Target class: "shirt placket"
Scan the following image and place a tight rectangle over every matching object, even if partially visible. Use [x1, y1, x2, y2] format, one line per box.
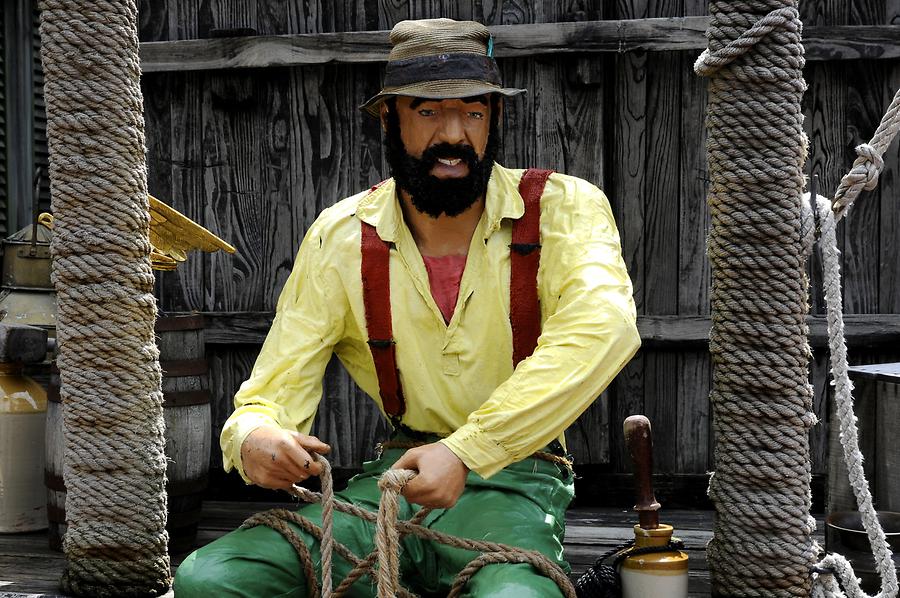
[394, 226, 450, 330]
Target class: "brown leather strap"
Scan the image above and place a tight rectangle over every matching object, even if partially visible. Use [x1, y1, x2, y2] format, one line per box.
[510, 169, 553, 367]
[361, 219, 405, 418]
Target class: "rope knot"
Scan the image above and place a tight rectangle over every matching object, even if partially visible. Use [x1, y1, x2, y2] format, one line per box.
[853, 143, 884, 191]
[834, 143, 886, 217]
[378, 468, 416, 493]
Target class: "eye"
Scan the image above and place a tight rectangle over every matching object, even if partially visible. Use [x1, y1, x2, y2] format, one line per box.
[418, 109, 436, 117]
[468, 111, 485, 120]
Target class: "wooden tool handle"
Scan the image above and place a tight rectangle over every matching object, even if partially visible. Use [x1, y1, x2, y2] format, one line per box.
[624, 415, 661, 529]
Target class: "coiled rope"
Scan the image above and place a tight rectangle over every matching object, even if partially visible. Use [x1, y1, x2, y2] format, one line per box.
[38, 1, 170, 596]
[243, 457, 576, 598]
[695, 0, 818, 595]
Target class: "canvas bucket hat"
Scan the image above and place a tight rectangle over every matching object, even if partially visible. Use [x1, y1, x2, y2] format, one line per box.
[361, 18, 526, 117]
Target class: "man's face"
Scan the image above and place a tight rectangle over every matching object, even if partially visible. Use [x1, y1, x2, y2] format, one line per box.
[394, 96, 492, 179]
[382, 94, 501, 219]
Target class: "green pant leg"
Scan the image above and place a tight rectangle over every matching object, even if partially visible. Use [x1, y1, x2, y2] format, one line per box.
[174, 464, 418, 598]
[426, 458, 575, 597]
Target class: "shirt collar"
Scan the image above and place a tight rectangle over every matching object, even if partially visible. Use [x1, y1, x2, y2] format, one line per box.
[482, 163, 524, 238]
[354, 163, 524, 242]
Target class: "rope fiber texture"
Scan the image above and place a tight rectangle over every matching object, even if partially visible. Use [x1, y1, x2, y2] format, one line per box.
[831, 86, 900, 222]
[38, 1, 170, 595]
[808, 195, 899, 598]
[242, 457, 576, 598]
[695, 1, 818, 595]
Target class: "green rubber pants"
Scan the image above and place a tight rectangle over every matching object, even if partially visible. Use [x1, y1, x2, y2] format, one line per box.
[174, 446, 574, 597]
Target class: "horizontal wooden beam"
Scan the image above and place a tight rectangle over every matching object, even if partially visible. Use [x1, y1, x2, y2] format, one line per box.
[639, 314, 900, 348]
[197, 311, 900, 349]
[202, 311, 272, 344]
[139, 18, 900, 73]
[573, 469, 826, 511]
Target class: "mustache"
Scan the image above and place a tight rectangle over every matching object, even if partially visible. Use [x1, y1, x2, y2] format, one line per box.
[420, 143, 479, 170]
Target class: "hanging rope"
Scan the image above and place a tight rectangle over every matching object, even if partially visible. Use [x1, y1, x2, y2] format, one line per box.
[38, 1, 170, 596]
[808, 196, 899, 598]
[832, 86, 900, 222]
[695, 0, 818, 595]
[242, 457, 576, 598]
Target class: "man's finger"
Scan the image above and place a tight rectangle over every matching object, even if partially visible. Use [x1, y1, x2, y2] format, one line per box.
[283, 442, 324, 477]
[257, 471, 300, 491]
[274, 454, 307, 482]
[273, 440, 312, 480]
[400, 476, 427, 500]
[391, 449, 420, 472]
[292, 432, 331, 455]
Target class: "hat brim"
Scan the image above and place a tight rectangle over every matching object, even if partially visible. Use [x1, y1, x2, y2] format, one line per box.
[360, 80, 527, 118]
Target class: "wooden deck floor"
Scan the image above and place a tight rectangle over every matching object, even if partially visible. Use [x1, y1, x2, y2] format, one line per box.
[0, 503, 824, 597]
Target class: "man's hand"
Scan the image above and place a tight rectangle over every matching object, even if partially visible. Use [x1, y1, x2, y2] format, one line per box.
[391, 442, 469, 509]
[240, 425, 331, 490]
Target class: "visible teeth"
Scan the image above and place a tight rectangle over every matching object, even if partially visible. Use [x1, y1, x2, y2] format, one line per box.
[438, 158, 461, 166]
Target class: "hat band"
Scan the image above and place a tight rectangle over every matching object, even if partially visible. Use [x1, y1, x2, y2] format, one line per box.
[383, 53, 502, 89]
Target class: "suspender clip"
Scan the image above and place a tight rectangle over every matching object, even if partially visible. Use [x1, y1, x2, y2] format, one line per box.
[367, 338, 395, 349]
[510, 242, 541, 256]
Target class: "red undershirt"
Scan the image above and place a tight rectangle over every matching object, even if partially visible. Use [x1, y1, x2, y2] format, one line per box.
[421, 254, 467, 324]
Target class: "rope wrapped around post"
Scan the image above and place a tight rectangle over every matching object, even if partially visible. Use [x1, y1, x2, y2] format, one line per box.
[241, 455, 577, 598]
[695, 0, 818, 595]
[38, 1, 170, 596]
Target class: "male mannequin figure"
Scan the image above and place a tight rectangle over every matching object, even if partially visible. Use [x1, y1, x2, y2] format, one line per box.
[175, 18, 640, 597]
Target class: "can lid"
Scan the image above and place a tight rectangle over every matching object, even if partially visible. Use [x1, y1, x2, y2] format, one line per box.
[621, 550, 689, 572]
[633, 523, 674, 547]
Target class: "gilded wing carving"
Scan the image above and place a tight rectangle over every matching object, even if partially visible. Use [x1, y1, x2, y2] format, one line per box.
[148, 195, 236, 266]
[38, 196, 236, 271]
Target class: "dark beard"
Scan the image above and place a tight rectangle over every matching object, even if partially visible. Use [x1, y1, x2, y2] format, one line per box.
[383, 100, 502, 218]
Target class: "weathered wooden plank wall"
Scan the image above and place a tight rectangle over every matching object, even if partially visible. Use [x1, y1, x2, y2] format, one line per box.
[135, 0, 900, 502]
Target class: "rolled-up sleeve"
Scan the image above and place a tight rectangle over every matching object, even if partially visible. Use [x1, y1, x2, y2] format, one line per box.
[220, 220, 347, 482]
[441, 180, 640, 478]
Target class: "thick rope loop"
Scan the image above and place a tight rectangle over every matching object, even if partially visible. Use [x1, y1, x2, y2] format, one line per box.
[694, 6, 799, 77]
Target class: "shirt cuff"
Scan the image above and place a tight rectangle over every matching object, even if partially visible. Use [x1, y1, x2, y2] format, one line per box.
[222, 412, 281, 484]
[440, 422, 511, 479]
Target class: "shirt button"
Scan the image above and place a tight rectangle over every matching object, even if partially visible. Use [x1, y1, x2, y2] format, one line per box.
[442, 352, 460, 376]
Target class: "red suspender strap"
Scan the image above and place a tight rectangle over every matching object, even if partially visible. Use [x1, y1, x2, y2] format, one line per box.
[361, 220, 405, 417]
[510, 168, 553, 367]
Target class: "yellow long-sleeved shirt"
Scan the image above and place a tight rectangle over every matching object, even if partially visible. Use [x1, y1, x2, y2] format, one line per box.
[221, 163, 640, 480]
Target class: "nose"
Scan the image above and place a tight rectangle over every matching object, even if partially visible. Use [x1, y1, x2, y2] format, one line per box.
[435, 112, 466, 146]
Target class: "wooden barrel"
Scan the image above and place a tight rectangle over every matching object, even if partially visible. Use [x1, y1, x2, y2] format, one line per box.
[45, 314, 211, 553]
